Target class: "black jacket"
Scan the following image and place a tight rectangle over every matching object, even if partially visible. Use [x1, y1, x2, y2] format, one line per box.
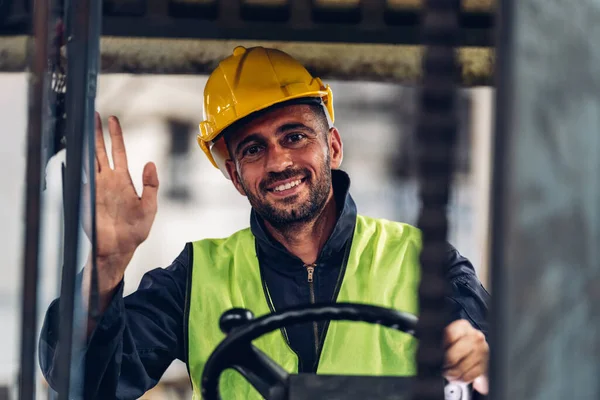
[39, 170, 490, 399]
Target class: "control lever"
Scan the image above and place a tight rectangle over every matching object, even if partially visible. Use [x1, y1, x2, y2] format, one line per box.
[445, 381, 471, 400]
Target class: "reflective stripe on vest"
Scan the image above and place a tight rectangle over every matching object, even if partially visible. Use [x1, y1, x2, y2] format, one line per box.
[187, 215, 422, 399]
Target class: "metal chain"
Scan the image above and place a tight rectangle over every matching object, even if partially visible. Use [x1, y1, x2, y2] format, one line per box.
[414, 0, 462, 399]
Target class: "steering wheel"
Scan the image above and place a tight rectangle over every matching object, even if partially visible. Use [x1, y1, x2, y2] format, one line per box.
[201, 302, 429, 400]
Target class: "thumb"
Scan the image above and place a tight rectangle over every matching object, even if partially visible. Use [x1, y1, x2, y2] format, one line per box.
[81, 182, 92, 239]
[473, 375, 489, 395]
[141, 162, 159, 212]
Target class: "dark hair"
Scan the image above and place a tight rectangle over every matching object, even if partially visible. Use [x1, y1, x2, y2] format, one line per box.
[307, 104, 330, 134]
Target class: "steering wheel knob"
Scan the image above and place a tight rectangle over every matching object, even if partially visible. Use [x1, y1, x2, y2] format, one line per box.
[219, 308, 255, 334]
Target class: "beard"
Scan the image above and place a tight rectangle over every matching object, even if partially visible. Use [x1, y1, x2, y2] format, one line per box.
[241, 155, 332, 230]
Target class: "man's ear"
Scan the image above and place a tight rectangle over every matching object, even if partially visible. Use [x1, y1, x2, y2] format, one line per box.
[328, 127, 343, 169]
[225, 159, 247, 196]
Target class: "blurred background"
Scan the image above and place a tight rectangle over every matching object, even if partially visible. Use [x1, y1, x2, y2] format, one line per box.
[0, 72, 493, 398]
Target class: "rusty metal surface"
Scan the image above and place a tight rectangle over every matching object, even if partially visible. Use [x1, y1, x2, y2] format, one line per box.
[2, 1, 494, 76]
[0, 37, 493, 85]
[490, 0, 600, 399]
[0, 36, 28, 71]
[387, 0, 494, 11]
[173, 0, 496, 11]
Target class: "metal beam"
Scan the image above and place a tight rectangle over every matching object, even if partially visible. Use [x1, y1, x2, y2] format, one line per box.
[490, 0, 600, 399]
[170, 0, 495, 12]
[2, 1, 495, 45]
[0, 37, 493, 85]
[387, 0, 493, 11]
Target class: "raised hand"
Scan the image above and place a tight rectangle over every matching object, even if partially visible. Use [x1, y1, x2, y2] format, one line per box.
[87, 113, 159, 294]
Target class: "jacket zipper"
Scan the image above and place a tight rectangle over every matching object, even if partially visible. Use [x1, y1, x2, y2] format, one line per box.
[256, 243, 305, 372]
[304, 263, 320, 358]
[313, 236, 354, 372]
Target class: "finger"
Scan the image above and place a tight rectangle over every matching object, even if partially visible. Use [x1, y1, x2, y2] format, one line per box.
[81, 183, 92, 239]
[141, 162, 159, 213]
[449, 357, 487, 384]
[108, 116, 129, 170]
[82, 147, 95, 181]
[95, 112, 110, 170]
[444, 348, 479, 380]
[445, 329, 486, 367]
[445, 335, 488, 380]
[444, 337, 475, 369]
[444, 320, 472, 348]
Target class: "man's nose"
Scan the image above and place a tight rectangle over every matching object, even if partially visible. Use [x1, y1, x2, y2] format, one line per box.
[265, 145, 293, 173]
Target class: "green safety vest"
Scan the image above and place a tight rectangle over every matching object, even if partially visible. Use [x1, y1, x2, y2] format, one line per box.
[187, 215, 422, 399]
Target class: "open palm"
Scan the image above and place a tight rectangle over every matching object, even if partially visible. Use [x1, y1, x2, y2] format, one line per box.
[88, 113, 159, 287]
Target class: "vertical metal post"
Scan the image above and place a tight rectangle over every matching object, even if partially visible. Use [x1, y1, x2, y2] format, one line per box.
[54, 0, 101, 397]
[469, 88, 493, 287]
[18, 0, 49, 398]
[488, 0, 514, 398]
[490, 0, 600, 399]
[86, 0, 102, 324]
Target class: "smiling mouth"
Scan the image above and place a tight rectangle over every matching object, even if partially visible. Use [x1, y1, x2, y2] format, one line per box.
[268, 177, 306, 193]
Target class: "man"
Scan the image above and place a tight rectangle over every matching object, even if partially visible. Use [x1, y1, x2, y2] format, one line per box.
[39, 46, 490, 399]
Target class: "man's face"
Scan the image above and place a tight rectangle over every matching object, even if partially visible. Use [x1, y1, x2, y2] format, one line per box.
[224, 104, 343, 228]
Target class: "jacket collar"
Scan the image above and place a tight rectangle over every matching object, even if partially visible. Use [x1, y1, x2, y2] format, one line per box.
[250, 169, 357, 269]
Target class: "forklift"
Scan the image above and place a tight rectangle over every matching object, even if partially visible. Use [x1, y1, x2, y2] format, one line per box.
[3, 0, 598, 399]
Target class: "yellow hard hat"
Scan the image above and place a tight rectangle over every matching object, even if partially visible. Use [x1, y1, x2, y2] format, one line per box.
[197, 46, 335, 179]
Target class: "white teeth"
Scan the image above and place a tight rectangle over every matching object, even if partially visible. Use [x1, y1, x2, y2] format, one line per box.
[273, 179, 302, 192]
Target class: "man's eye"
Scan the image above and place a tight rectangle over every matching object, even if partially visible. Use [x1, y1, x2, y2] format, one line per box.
[243, 145, 262, 156]
[288, 133, 305, 142]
